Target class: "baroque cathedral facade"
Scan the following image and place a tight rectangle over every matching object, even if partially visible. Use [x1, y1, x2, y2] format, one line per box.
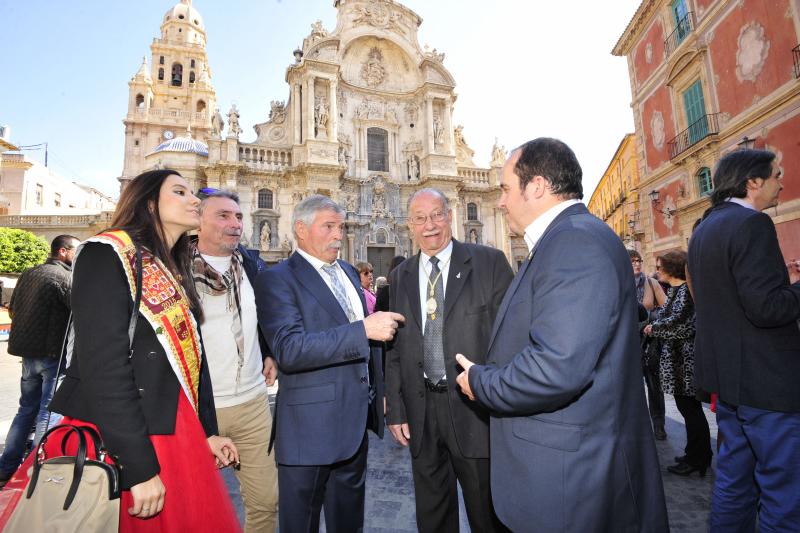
[121, 0, 517, 275]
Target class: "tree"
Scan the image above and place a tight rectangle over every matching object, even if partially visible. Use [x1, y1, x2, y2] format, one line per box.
[0, 228, 49, 273]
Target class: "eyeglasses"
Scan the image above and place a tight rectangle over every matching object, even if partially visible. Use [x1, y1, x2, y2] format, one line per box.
[360, 270, 373, 275]
[409, 211, 447, 226]
[197, 187, 219, 199]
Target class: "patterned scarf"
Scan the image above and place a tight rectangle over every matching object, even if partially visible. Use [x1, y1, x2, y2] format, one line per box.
[192, 244, 246, 392]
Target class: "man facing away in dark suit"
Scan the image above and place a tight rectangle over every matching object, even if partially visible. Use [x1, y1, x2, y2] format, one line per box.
[385, 188, 513, 533]
[456, 138, 668, 532]
[254, 194, 404, 533]
[688, 149, 800, 531]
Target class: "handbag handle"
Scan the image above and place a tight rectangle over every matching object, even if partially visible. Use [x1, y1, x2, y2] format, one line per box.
[27, 425, 88, 510]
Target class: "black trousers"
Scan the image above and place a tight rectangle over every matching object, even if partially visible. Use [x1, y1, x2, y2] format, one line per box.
[411, 387, 506, 533]
[674, 394, 712, 467]
[277, 432, 368, 533]
[642, 359, 666, 431]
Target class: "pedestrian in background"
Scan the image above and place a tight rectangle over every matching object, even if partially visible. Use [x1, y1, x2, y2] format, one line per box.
[629, 248, 667, 440]
[0, 234, 79, 487]
[357, 261, 376, 315]
[689, 149, 800, 530]
[644, 250, 711, 477]
[193, 188, 279, 532]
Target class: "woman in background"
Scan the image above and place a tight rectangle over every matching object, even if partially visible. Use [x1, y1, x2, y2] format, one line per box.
[357, 261, 376, 315]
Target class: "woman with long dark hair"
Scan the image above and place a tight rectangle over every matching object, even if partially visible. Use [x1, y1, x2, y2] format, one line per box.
[47, 169, 241, 531]
[644, 250, 712, 477]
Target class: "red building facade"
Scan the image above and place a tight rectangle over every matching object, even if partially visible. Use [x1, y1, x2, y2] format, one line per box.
[613, 0, 800, 270]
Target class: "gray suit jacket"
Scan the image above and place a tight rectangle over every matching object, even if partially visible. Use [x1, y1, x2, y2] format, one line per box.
[469, 204, 668, 532]
[385, 240, 513, 458]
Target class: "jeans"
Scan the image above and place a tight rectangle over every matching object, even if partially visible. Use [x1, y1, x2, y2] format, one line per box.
[0, 357, 61, 477]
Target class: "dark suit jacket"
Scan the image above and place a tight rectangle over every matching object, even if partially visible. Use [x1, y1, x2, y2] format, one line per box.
[386, 240, 512, 458]
[254, 252, 383, 466]
[469, 204, 668, 532]
[688, 202, 800, 412]
[50, 242, 218, 489]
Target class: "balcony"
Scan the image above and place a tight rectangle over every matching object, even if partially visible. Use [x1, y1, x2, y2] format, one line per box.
[238, 146, 292, 172]
[457, 167, 490, 186]
[793, 44, 800, 79]
[668, 113, 720, 159]
[664, 12, 694, 58]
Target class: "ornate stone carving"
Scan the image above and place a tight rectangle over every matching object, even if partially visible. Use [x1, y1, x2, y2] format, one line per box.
[338, 133, 352, 168]
[423, 44, 445, 63]
[491, 138, 507, 167]
[269, 100, 286, 124]
[352, 2, 404, 33]
[309, 20, 328, 41]
[356, 98, 385, 120]
[361, 47, 387, 88]
[736, 21, 770, 82]
[404, 102, 419, 124]
[314, 96, 329, 139]
[385, 106, 398, 124]
[454, 125, 466, 146]
[268, 127, 285, 142]
[211, 108, 225, 137]
[433, 113, 444, 146]
[227, 104, 242, 138]
[650, 111, 665, 150]
[260, 221, 271, 251]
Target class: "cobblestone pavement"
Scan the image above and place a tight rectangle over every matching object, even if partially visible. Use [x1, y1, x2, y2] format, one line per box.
[1, 342, 715, 531]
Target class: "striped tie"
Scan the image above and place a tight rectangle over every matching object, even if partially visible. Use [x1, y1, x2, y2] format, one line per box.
[322, 264, 357, 323]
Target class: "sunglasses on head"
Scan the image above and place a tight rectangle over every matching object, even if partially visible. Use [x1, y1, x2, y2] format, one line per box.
[197, 187, 219, 199]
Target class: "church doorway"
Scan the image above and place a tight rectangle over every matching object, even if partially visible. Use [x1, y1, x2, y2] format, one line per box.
[367, 246, 396, 280]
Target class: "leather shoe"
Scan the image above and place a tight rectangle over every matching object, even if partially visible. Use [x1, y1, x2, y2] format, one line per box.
[674, 454, 687, 463]
[667, 462, 709, 477]
[653, 426, 667, 440]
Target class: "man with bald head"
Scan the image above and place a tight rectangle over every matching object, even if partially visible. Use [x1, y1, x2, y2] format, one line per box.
[386, 188, 513, 532]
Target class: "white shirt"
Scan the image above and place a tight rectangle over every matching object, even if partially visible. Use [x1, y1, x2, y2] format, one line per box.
[198, 253, 267, 408]
[295, 248, 365, 321]
[418, 240, 453, 332]
[726, 197, 757, 211]
[523, 199, 582, 252]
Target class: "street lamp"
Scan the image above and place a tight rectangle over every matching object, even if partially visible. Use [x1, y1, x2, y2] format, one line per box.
[293, 47, 304, 63]
[737, 135, 756, 150]
[649, 189, 676, 217]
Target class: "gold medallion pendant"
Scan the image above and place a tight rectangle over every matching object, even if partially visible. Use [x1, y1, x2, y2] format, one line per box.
[426, 297, 437, 315]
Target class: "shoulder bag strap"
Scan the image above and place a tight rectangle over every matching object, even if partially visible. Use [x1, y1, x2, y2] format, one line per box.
[127, 246, 143, 358]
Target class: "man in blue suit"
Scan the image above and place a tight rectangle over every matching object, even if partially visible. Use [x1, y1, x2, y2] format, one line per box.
[688, 149, 800, 530]
[255, 195, 404, 533]
[456, 138, 668, 532]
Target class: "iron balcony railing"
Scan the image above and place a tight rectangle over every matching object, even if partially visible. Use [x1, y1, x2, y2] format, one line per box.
[793, 45, 800, 79]
[665, 12, 694, 57]
[668, 113, 720, 159]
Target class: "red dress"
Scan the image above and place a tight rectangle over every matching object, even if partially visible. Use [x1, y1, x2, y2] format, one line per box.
[1, 393, 240, 532]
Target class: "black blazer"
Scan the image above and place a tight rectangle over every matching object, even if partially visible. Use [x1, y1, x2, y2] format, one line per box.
[689, 202, 800, 412]
[385, 240, 513, 458]
[50, 243, 218, 489]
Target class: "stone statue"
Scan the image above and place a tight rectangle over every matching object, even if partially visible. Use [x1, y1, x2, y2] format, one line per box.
[346, 194, 357, 213]
[269, 100, 286, 124]
[281, 236, 292, 251]
[227, 104, 242, 138]
[433, 114, 444, 146]
[211, 108, 225, 137]
[260, 222, 271, 251]
[491, 137, 507, 167]
[314, 96, 329, 139]
[469, 228, 479, 244]
[406, 153, 420, 180]
[454, 125, 466, 146]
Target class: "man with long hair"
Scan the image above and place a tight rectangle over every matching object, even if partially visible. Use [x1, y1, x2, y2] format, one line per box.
[689, 149, 800, 529]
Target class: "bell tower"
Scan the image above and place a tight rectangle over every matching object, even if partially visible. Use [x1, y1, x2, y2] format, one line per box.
[119, 0, 217, 189]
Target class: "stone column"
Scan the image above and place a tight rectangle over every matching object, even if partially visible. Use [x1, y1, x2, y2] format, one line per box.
[329, 79, 338, 141]
[443, 97, 455, 156]
[292, 84, 302, 144]
[425, 96, 435, 153]
[347, 232, 355, 264]
[307, 77, 316, 141]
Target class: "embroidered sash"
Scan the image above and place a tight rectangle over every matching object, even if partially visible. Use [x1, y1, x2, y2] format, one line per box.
[83, 230, 202, 412]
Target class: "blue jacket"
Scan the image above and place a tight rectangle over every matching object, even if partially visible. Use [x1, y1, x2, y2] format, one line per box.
[254, 252, 383, 466]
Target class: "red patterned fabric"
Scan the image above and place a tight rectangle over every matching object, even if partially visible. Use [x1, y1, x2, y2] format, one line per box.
[0, 393, 240, 532]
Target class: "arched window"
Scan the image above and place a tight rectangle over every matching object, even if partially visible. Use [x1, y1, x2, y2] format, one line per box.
[159, 56, 165, 65]
[190, 59, 196, 68]
[467, 202, 478, 221]
[171, 63, 183, 86]
[257, 189, 273, 209]
[158, 68, 164, 81]
[196, 100, 206, 113]
[697, 167, 712, 196]
[189, 71, 195, 83]
[367, 128, 389, 172]
[135, 94, 145, 109]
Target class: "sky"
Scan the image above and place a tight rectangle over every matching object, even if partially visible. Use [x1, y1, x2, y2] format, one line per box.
[0, 0, 642, 200]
